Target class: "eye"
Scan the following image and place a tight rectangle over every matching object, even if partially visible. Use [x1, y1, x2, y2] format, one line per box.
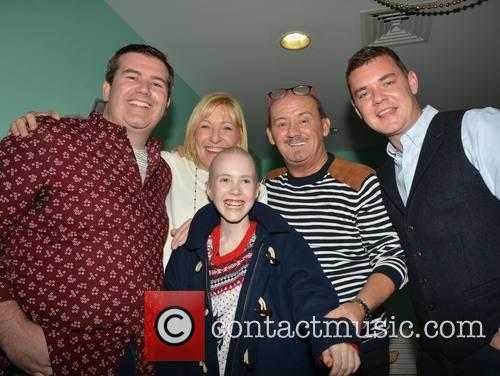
[152, 81, 165, 89]
[300, 118, 310, 124]
[199, 122, 210, 129]
[219, 177, 230, 183]
[383, 80, 395, 87]
[222, 123, 235, 131]
[357, 91, 368, 100]
[275, 121, 287, 128]
[242, 178, 253, 184]
[126, 75, 138, 81]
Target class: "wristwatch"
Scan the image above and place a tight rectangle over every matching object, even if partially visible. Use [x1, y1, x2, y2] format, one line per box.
[350, 296, 372, 323]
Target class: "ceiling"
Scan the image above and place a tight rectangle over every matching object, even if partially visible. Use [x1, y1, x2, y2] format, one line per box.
[106, 0, 500, 159]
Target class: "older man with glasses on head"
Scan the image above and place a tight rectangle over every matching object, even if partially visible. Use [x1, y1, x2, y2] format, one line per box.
[263, 85, 408, 375]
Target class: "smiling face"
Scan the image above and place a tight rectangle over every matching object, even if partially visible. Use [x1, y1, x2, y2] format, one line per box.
[194, 104, 241, 171]
[207, 149, 259, 226]
[348, 55, 422, 148]
[102, 52, 171, 146]
[267, 94, 330, 177]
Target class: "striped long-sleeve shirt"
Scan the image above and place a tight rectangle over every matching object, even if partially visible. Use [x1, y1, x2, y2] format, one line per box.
[263, 153, 407, 348]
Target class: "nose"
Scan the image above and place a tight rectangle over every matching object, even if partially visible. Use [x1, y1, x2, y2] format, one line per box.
[210, 127, 222, 143]
[372, 87, 386, 105]
[286, 121, 300, 138]
[230, 180, 241, 195]
[135, 79, 152, 96]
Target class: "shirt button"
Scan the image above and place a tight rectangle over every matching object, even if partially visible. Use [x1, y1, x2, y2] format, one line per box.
[427, 304, 434, 311]
[419, 277, 428, 284]
[407, 225, 415, 232]
[416, 250, 423, 257]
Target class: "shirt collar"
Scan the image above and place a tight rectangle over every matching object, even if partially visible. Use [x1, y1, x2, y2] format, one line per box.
[286, 153, 334, 186]
[386, 105, 439, 160]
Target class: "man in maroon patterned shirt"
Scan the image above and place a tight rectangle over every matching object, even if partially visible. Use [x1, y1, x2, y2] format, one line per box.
[0, 44, 173, 375]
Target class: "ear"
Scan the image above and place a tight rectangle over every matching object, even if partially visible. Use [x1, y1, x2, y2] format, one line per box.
[351, 100, 363, 119]
[254, 184, 261, 200]
[266, 127, 276, 145]
[321, 117, 331, 137]
[102, 81, 111, 102]
[205, 181, 213, 201]
[407, 71, 419, 95]
[162, 98, 171, 117]
[236, 130, 242, 148]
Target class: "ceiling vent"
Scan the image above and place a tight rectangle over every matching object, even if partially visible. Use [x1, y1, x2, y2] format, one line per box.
[361, 8, 432, 47]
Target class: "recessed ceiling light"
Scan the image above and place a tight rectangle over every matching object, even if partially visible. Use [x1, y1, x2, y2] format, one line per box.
[280, 31, 311, 50]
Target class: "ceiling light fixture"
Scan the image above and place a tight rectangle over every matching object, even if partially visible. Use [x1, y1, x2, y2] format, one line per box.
[280, 31, 311, 50]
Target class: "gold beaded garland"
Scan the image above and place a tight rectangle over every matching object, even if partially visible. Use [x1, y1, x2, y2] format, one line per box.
[373, 0, 467, 12]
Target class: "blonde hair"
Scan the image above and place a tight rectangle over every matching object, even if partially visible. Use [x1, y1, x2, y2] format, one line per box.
[183, 93, 248, 167]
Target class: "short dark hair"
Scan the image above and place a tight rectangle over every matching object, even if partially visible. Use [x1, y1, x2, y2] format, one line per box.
[267, 94, 328, 128]
[346, 46, 409, 83]
[105, 44, 174, 98]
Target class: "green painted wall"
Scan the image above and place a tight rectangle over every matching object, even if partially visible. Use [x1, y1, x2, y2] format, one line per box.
[1, 1, 414, 324]
[0, 1, 200, 148]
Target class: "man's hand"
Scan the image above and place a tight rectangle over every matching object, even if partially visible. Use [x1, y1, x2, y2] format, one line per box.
[0, 300, 53, 375]
[322, 343, 360, 376]
[170, 218, 192, 250]
[8, 111, 60, 137]
[490, 331, 500, 350]
[326, 303, 365, 333]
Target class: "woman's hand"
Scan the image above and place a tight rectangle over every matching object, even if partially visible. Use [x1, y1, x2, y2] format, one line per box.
[170, 218, 192, 250]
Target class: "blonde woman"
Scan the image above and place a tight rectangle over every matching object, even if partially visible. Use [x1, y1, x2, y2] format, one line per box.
[160, 93, 266, 265]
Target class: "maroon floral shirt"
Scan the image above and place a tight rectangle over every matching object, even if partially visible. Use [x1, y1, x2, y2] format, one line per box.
[0, 113, 171, 375]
